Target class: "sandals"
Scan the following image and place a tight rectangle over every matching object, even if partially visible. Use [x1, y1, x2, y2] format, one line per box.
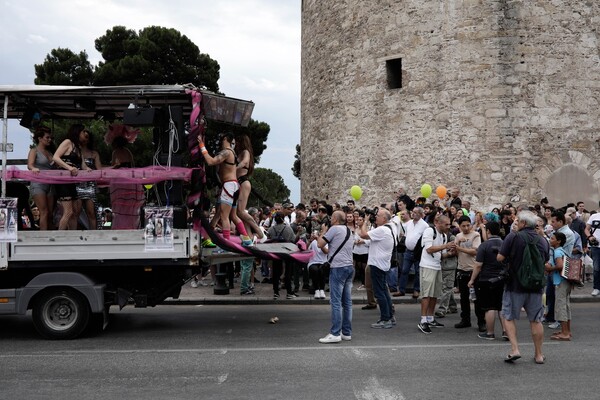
[535, 356, 546, 364]
[504, 354, 521, 363]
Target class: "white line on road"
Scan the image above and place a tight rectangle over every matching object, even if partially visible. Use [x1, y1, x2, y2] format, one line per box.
[0, 341, 559, 357]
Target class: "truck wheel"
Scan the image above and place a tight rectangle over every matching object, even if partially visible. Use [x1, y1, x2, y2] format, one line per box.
[32, 289, 90, 340]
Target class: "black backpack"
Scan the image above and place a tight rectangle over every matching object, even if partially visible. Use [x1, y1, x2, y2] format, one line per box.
[384, 224, 400, 266]
[514, 231, 545, 291]
[412, 226, 436, 262]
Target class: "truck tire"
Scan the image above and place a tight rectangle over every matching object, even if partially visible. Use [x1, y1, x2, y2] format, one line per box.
[32, 288, 91, 340]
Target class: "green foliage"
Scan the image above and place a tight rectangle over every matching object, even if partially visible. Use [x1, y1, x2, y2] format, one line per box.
[292, 144, 301, 180]
[32, 25, 278, 208]
[34, 48, 94, 85]
[248, 168, 290, 208]
[93, 26, 220, 91]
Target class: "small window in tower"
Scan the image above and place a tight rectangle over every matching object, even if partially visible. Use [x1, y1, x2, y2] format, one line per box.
[386, 58, 402, 89]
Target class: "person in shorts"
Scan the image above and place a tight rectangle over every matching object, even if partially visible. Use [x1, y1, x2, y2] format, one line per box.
[417, 215, 455, 334]
[469, 221, 507, 340]
[497, 210, 550, 364]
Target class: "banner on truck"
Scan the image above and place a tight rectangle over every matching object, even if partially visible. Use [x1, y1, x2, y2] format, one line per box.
[0, 198, 18, 242]
[144, 206, 174, 251]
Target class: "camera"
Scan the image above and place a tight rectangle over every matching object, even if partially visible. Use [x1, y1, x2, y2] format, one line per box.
[364, 207, 379, 224]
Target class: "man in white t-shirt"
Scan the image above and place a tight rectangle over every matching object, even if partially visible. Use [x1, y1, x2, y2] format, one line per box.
[398, 207, 430, 297]
[585, 211, 600, 296]
[358, 208, 396, 329]
[417, 215, 455, 334]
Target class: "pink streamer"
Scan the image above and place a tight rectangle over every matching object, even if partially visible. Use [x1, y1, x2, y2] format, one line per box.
[7, 166, 195, 185]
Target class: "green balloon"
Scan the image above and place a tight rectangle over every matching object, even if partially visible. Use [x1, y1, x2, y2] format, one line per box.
[420, 183, 432, 198]
[350, 185, 363, 200]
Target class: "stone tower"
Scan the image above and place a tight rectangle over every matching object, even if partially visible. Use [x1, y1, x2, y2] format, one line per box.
[301, 0, 600, 209]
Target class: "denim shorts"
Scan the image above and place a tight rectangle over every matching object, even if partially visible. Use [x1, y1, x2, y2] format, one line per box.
[30, 182, 55, 197]
[500, 290, 544, 322]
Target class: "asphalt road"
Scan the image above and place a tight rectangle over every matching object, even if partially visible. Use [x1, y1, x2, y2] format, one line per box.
[1, 303, 599, 400]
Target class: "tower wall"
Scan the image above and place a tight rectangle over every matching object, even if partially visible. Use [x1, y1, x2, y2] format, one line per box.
[301, 0, 600, 209]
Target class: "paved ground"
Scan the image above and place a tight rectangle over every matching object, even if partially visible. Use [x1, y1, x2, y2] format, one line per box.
[2, 303, 599, 400]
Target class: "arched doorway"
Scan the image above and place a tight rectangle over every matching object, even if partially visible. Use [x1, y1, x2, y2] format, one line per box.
[543, 163, 599, 209]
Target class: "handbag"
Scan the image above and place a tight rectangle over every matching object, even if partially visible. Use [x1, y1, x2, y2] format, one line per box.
[321, 227, 351, 269]
[561, 255, 584, 285]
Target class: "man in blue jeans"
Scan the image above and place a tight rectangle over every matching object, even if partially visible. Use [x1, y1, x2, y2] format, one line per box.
[317, 211, 355, 343]
[398, 207, 429, 297]
[358, 208, 396, 329]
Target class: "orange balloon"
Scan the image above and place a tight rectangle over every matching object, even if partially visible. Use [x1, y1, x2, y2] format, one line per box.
[436, 185, 447, 199]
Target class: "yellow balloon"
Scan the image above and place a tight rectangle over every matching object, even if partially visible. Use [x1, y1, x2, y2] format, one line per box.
[420, 183, 432, 198]
[350, 185, 363, 200]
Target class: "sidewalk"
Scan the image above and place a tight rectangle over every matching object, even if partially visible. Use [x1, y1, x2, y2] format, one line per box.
[166, 278, 600, 306]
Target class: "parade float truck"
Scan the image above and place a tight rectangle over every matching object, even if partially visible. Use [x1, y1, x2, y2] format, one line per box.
[0, 84, 255, 339]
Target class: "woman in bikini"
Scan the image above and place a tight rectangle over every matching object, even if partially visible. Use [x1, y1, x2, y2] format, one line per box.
[198, 132, 253, 246]
[235, 134, 264, 241]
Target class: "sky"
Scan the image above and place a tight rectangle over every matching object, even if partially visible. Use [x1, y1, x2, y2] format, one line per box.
[0, 0, 302, 203]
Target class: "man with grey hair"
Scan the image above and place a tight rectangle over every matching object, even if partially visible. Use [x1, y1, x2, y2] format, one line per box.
[358, 208, 396, 329]
[318, 210, 355, 343]
[497, 210, 550, 364]
[398, 207, 430, 297]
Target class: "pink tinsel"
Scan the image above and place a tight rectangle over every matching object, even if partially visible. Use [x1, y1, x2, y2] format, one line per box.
[104, 124, 142, 145]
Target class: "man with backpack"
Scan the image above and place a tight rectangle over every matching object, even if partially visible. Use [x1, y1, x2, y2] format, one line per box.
[398, 207, 430, 297]
[497, 210, 550, 365]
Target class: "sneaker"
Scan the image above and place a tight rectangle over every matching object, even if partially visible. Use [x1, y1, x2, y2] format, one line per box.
[434, 311, 446, 318]
[212, 247, 226, 254]
[502, 331, 509, 341]
[341, 334, 352, 341]
[448, 309, 458, 314]
[361, 304, 377, 310]
[429, 320, 445, 328]
[202, 238, 216, 248]
[390, 316, 397, 326]
[454, 320, 472, 329]
[320, 290, 327, 299]
[478, 332, 496, 340]
[241, 238, 254, 247]
[240, 289, 255, 295]
[592, 289, 600, 296]
[357, 285, 366, 291]
[286, 293, 299, 299]
[548, 321, 560, 329]
[190, 279, 199, 288]
[273, 293, 280, 300]
[371, 320, 393, 329]
[314, 291, 321, 300]
[418, 322, 432, 334]
[319, 333, 342, 344]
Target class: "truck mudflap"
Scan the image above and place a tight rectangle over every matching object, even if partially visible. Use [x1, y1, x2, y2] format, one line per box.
[17, 272, 105, 315]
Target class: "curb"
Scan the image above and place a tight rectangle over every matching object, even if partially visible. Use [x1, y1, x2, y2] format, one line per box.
[163, 295, 600, 306]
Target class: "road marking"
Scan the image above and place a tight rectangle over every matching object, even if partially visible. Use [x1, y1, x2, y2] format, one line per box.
[0, 342, 559, 357]
[354, 376, 405, 400]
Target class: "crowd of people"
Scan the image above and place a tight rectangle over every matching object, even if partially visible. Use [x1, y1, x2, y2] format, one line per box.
[24, 124, 138, 231]
[193, 183, 600, 362]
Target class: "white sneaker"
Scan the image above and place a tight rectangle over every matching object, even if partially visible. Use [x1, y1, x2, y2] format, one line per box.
[341, 334, 352, 341]
[319, 333, 341, 343]
[318, 290, 325, 299]
[314, 292, 321, 300]
[592, 289, 600, 296]
[548, 321, 560, 329]
[190, 280, 199, 288]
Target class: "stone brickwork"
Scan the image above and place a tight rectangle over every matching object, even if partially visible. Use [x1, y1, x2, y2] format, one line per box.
[301, 0, 600, 209]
